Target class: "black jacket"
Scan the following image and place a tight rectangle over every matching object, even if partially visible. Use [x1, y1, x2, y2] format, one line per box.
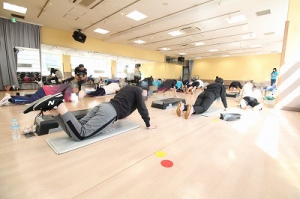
[205, 83, 228, 108]
[110, 85, 150, 127]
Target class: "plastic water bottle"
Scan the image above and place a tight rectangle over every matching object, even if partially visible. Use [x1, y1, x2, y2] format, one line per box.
[11, 119, 21, 140]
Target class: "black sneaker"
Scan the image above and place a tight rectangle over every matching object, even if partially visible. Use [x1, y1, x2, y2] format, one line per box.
[23, 95, 57, 114]
[33, 93, 64, 112]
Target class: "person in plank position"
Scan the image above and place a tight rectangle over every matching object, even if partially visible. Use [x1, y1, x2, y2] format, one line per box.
[23, 85, 157, 141]
[176, 77, 228, 119]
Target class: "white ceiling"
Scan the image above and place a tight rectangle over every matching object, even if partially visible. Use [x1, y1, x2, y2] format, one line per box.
[0, 0, 289, 60]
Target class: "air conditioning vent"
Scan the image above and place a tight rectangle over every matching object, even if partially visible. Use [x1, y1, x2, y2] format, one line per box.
[256, 9, 271, 16]
[11, 13, 25, 19]
[73, 0, 104, 9]
[264, 32, 275, 35]
[181, 26, 201, 34]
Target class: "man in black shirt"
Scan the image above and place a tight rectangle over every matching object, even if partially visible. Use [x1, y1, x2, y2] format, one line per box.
[25, 85, 157, 141]
[177, 77, 228, 119]
[74, 64, 87, 91]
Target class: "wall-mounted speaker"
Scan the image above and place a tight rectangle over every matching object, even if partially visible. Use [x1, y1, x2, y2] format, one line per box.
[178, 57, 185, 62]
[72, 30, 86, 43]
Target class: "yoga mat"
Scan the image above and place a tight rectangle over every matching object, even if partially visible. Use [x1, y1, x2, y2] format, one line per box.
[200, 106, 223, 117]
[46, 120, 140, 155]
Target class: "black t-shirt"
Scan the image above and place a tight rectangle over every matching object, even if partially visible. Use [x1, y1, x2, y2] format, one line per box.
[75, 67, 87, 77]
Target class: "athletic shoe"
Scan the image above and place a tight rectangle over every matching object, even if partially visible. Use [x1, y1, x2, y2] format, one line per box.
[240, 99, 247, 110]
[253, 103, 263, 111]
[176, 101, 184, 117]
[23, 95, 55, 114]
[184, 105, 194, 119]
[33, 93, 64, 112]
[0, 93, 11, 106]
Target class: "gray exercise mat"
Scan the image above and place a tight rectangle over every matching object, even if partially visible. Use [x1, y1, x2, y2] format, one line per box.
[46, 120, 140, 155]
[200, 106, 223, 117]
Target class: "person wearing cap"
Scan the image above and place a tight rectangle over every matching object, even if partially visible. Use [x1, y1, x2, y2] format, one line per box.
[75, 64, 87, 91]
[176, 77, 228, 119]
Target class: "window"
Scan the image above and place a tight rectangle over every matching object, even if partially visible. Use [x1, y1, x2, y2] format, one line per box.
[41, 52, 63, 76]
[71, 56, 111, 78]
[116, 61, 136, 79]
[16, 47, 40, 72]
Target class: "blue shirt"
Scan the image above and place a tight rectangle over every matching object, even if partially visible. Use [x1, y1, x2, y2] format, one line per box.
[271, 71, 278, 80]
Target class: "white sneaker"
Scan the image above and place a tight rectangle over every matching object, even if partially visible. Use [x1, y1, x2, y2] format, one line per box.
[0, 93, 11, 106]
[253, 103, 263, 111]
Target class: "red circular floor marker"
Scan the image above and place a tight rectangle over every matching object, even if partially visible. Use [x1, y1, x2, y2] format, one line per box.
[161, 160, 173, 168]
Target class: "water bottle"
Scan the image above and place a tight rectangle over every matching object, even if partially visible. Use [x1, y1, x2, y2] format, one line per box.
[11, 119, 21, 140]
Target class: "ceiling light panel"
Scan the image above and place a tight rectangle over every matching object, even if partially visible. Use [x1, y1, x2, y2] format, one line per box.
[250, 44, 262, 48]
[193, 42, 205, 46]
[3, 2, 27, 14]
[94, 28, 109, 34]
[168, 30, 183, 36]
[226, 15, 247, 24]
[134, 40, 146, 44]
[126, 11, 147, 21]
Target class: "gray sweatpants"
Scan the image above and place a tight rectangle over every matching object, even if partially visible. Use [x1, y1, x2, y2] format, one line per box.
[53, 102, 117, 141]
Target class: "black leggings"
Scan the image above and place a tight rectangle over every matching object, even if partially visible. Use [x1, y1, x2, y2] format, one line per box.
[185, 91, 215, 114]
[243, 96, 259, 107]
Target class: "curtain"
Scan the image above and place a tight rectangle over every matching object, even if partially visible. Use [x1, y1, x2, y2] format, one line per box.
[188, 60, 194, 81]
[0, 17, 40, 89]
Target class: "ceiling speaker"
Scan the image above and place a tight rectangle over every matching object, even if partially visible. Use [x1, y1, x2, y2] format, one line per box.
[178, 57, 185, 62]
[72, 30, 86, 43]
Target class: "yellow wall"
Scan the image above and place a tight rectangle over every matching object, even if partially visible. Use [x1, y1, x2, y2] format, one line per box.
[192, 54, 281, 81]
[62, 55, 71, 72]
[141, 62, 182, 79]
[41, 27, 165, 63]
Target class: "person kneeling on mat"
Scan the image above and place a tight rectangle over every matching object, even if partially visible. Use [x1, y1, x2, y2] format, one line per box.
[86, 82, 120, 97]
[176, 77, 228, 119]
[23, 85, 157, 141]
[238, 80, 263, 111]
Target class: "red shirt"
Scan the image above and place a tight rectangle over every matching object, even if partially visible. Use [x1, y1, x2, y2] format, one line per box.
[42, 84, 73, 102]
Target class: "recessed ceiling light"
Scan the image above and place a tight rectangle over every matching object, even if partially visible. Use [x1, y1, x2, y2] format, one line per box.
[250, 44, 262, 48]
[126, 11, 147, 21]
[134, 40, 146, 44]
[168, 30, 183, 36]
[221, 55, 229, 57]
[94, 28, 109, 34]
[195, 57, 201, 59]
[160, 47, 170, 51]
[226, 14, 247, 24]
[209, 49, 219, 52]
[242, 33, 256, 39]
[3, 2, 27, 14]
[179, 52, 187, 55]
[193, 42, 205, 46]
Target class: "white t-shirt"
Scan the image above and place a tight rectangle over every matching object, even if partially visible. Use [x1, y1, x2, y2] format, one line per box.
[103, 83, 120, 94]
[195, 80, 204, 88]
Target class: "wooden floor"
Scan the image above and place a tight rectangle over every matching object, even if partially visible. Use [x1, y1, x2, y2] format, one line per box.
[0, 90, 299, 199]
